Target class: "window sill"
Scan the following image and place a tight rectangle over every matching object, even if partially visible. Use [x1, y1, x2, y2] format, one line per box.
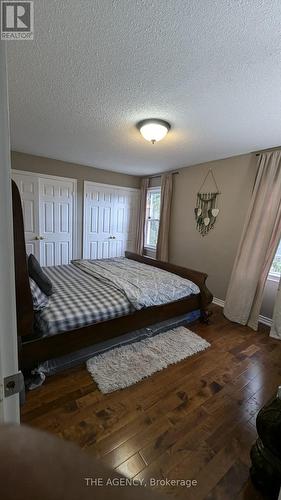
[144, 245, 156, 251]
[143, 247, 156, 260]
[267, 273, 281, 283]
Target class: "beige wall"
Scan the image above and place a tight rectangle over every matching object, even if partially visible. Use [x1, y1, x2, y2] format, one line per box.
[169, 154, 258, 300]
[168, 153, 278, 319]
[11, 151, 140, 257]
[11, 152, 140, 188]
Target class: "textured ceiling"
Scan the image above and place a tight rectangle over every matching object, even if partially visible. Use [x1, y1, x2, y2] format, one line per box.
[7, 0, 281, 175]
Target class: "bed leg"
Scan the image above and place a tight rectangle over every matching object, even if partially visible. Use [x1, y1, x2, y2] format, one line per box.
[200, 309, 212, 324]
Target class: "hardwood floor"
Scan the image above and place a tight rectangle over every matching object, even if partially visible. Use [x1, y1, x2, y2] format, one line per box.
[21, 305, 281, 499]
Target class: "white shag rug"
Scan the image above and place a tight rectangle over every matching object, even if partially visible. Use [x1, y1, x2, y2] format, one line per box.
[86, 327, 210, 394]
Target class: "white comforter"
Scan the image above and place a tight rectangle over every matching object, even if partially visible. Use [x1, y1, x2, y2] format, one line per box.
[72, 257, 200, 310]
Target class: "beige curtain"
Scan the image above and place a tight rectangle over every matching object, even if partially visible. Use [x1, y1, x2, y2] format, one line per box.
[156, 173, 173, 261]
[224, 151, 281, 330]
[270, 278, 281, 340]
[136, 177, 149, 255]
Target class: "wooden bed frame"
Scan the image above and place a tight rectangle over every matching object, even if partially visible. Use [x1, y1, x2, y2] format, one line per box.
[12, 181, 213, 371]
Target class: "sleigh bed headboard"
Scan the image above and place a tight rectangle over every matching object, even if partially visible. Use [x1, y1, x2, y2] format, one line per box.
[12, 180, 34, 337]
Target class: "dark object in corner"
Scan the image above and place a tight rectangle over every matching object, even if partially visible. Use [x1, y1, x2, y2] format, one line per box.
[28, 254, 53, 296]
[250, 389, 281, 499]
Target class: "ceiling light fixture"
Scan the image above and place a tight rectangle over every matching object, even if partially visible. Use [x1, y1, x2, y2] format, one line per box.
[137, 119, 171, 144]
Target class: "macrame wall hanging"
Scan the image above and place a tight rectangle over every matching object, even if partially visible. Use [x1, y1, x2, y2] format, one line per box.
[194, 169, 220, 236]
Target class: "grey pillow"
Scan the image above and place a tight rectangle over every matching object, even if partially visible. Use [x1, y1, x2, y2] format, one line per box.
[28, 254, 53, 296]
[29, 278, 49, 311]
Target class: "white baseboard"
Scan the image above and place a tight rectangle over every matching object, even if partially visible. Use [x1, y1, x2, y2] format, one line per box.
[258, 315, 273, 327]
[212, 297, 225, 308]
[212, 297, 272, 327]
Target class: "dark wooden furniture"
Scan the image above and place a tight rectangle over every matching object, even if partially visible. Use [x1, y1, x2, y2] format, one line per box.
[250, 393, 281, 499]
[12, 180, 213, 371]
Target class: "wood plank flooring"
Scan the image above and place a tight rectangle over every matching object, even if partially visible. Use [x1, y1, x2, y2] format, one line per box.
[21, 305, 281, 499]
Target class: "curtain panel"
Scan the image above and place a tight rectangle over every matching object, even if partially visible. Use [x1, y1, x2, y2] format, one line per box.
[156, 173, 173, 261]
[136, 177, 149, 255]
[224, 151, 281, 330]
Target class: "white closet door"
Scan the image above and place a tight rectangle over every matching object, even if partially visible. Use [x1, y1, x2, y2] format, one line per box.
[83, 182, 139, 259]
[12, 172, 40, 260]
[83, 183, 115, 259]
[39, 178, 74, 266]
[114, 189, 139, 256]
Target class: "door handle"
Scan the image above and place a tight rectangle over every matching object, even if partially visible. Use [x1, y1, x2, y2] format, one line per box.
[35, 236, 40, 240]
[39, 236, 45, 240]
[112, 236, 116, 239]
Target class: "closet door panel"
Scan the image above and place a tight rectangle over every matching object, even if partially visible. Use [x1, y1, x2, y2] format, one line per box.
[89, 241, 98, 260]
[83, 183, 115, 259]
[90, 206, 99, 234]
[101, 206, 112, 235]
[39, 178, 74, 266]
[57, 241, 70, 265]
[12, 171, 76, 267]
[101, 241, 110, 259]
[59, 203, 70, 233]
[42, 201, 55, 233]
[116, 239, 124, 256]
[116, 207, 125, 233]
[12, 172, 40, 260]
[23, 199, 35, 233]
[43, 241, 55, 267]
[26, 242, 36, 256]
[113, 189, 139, 257]
[83, 182, 139, 259]
[126, 201, 139, 253]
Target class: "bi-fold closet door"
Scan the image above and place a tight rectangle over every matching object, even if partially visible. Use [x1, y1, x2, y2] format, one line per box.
[83, 181, 140, 259]
[12, 171, 76, 266]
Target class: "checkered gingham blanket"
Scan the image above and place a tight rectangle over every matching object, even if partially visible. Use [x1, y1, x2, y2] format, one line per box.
[35, 264, 133, 337]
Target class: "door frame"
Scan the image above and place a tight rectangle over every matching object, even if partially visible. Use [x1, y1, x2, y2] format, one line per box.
[0, 43, 20, 423]
[83, 181, 140, 259]
[12, 170, 79, 260]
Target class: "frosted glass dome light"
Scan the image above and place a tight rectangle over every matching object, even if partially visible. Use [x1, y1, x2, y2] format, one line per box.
[138, 119, 171, 144]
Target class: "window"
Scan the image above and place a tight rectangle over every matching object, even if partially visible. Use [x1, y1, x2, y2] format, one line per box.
[145, 187, 161, 248]
[269, 239, 281, 279]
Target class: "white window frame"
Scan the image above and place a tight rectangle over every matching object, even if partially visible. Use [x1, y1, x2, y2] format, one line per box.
[268, 270, 281, 283]
[144, 187, 161, 250]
